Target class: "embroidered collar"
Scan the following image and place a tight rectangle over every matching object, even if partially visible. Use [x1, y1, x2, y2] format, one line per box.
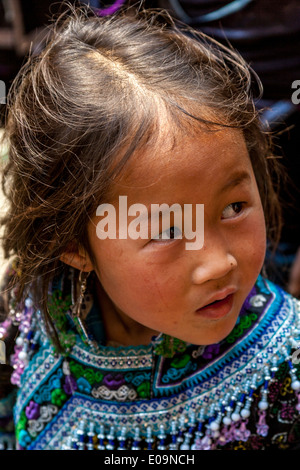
[6, 274, 300, 450]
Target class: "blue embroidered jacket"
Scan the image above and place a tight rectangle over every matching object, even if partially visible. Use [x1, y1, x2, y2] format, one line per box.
[1, 271, 300, 450]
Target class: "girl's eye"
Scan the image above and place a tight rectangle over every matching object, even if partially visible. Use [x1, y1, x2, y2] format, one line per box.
[151, 226, 183, 242]
[221, 202, 245, 219]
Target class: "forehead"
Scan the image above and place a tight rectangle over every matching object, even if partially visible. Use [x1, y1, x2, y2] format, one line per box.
[108, 124, 252, 202]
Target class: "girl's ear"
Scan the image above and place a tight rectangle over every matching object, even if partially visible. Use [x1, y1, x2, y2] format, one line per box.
[59, 242, 94, 272]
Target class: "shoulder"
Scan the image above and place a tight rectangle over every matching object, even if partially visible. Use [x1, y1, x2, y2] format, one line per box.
[252, 274, 300, 321]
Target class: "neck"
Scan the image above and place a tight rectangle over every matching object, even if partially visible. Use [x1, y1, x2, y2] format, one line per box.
[95, 279, 159, 347]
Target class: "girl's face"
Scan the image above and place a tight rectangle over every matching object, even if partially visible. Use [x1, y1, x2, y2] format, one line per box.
[86, 126, 266, 346]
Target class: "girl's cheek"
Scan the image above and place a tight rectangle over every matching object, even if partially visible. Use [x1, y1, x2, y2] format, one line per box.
[227, 208, 265, 266]
[243, 210, 266, 268]
[129, 264, 180, 310]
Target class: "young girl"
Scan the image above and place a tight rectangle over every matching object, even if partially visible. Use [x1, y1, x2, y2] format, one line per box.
[0, 5, 300, 451]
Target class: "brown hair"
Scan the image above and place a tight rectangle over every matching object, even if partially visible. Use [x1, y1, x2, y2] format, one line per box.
[0, 4, 282, 349]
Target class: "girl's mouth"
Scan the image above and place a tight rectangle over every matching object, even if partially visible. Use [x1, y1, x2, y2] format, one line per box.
[196, 293, 234, 320]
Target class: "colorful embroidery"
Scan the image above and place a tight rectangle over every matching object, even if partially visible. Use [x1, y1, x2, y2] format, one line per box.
[153, 334, 187, 358]
[1, 275, 300, 449]
[47, 290, 75, 354]
[226, 312, 258, 343]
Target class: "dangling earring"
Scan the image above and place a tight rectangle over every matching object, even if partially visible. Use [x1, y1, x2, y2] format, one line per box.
[71, 270, 91, 341]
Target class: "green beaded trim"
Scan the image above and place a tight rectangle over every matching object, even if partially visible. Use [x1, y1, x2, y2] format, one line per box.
[226, 312, 258, 343]
[153, 333, 187, 358]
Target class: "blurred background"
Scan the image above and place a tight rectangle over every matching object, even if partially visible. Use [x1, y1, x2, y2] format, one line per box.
[0, 0, 299, 291]
[0, 1, 69, 274]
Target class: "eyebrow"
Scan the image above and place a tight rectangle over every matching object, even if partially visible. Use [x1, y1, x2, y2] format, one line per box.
[220, 171, 251, 193]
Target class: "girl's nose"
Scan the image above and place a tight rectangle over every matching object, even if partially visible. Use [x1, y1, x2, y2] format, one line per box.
[191, 242, 238, 285]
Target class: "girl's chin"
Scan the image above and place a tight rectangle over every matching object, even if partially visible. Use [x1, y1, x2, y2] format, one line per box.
[172, 317, 239, 346]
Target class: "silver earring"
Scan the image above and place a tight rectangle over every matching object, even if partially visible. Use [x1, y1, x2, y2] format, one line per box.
[71, 270, 90, 341]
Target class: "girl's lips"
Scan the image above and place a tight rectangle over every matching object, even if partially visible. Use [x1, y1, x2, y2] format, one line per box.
[195, 293, 234, 319]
